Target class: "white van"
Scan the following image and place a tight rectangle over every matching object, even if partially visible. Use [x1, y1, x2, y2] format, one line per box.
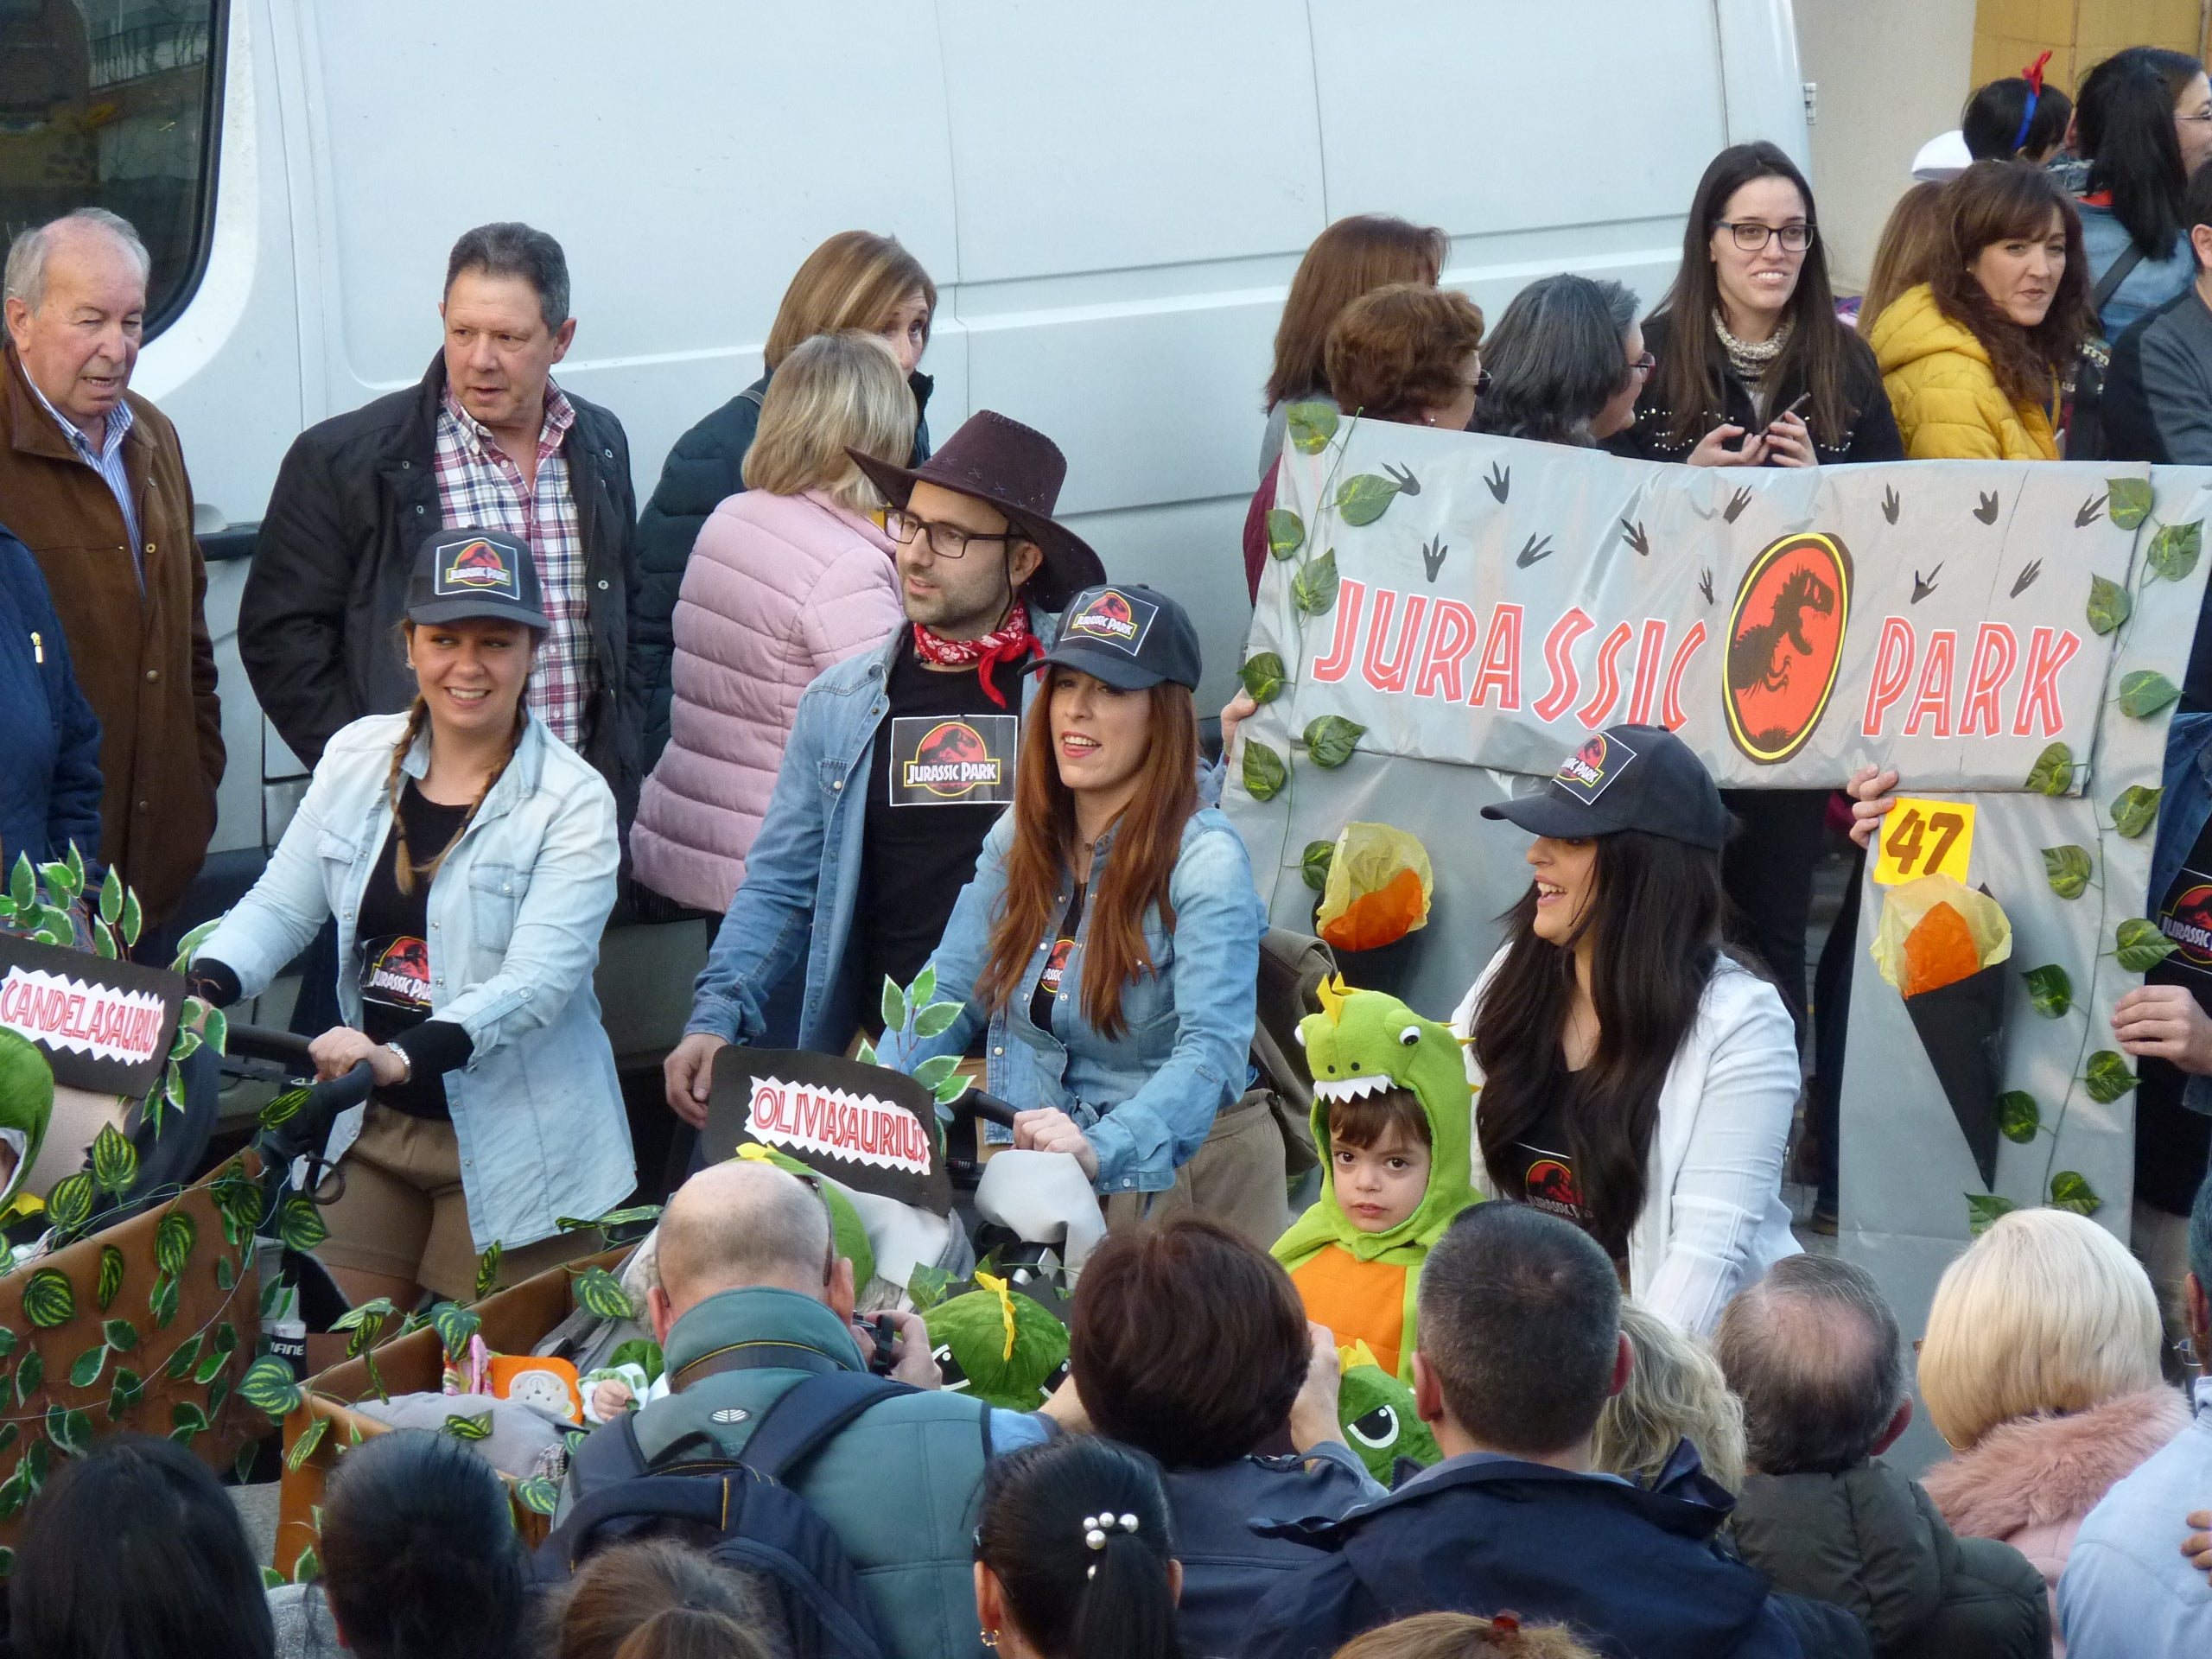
[2, 0, 1807, 1036]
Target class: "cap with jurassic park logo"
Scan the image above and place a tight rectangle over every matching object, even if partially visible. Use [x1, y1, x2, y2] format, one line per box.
[1033, 582, 1201, 692]
[1480, 723, 1728, 850]
[406, 527, 551, 631]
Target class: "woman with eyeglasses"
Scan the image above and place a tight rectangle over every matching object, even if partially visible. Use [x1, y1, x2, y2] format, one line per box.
[2072, 48, 2212, 339]
[1470, 273, 1649, 448]
[1610, 142, 1904, 468]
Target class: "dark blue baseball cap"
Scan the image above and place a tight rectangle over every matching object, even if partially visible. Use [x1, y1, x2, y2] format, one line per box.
[406, 527, 551, 631]
[1481, 724, 1728, 850]
[1034, 582, 1202, 691]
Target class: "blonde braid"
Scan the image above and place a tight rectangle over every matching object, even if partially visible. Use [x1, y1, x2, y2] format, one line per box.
[387, 697, 433, 895]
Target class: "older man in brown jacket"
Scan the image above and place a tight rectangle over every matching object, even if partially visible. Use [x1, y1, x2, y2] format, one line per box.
[1, 208, 222, 925]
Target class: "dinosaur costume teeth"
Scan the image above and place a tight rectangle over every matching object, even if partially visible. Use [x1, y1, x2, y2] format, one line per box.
[1313, 1074, 1394, 1103]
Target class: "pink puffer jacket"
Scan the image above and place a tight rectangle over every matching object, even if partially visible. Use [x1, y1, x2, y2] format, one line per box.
[632, 488, 901, 912]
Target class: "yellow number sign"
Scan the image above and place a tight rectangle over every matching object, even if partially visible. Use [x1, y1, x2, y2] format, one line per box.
[1872, 797, 1977, 887]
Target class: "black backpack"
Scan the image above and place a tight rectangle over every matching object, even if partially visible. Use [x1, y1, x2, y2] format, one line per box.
[539, 1371, 915, 1659]
[2064, 244, 2148, 461]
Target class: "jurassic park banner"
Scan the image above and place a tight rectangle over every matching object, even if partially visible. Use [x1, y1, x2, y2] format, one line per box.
[1227, 415, 2210, 1460]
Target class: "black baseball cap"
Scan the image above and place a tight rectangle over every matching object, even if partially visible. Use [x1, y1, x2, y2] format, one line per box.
[406, 528, 551, 631]
[1481, 724, 1728, 850]
[1033, 582, 1202, 691]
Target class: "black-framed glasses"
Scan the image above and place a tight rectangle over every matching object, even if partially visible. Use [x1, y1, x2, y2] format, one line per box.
[1716, 220, 1815, 253]
[885, 507, 1025, 561]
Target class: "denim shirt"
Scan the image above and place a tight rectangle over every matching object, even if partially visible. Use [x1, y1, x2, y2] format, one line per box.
[685, 608, 1058, 1054]
[884, 807, 1264, 1192]
[194, 713, 634, 1249]
[2082, 203, 2198, 340]
[2152, 710, 2212, 1117]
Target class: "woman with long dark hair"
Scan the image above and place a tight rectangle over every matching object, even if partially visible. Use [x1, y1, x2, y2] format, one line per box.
[1869, 160, 2096, 460]
[890, 583, 1273, 1239]
[1611, 142, 1903, 467]
[1471, 274, 1648, 448]
[976, 1437, 1185, 1659]
[2073, 47, 2212, 337]
[1449, 725, 1801, 1337]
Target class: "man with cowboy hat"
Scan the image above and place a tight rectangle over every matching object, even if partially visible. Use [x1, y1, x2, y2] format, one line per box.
[664, 410, 1105, 1123]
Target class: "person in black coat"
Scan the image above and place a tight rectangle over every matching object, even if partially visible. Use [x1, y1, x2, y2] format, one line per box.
[633, 231, 936, 767]
[1233, 1205, 1868, 1659]
[0, 522, 100, 873]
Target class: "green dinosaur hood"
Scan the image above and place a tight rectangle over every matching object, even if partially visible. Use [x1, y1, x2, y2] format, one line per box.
[1272, 979, 1477, 1267]
[1335, 1340, 1440, 1484]
[923, 1274, 1070, 1411]
[0, 1029, 54, 1211]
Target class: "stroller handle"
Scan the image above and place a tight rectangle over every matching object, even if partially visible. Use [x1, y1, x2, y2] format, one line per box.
[955, 1089, 1020, 1129]
[224, 1023, 314, 1066]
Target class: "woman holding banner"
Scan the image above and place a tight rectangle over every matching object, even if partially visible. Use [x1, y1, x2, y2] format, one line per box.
[1451, 724, 1802, 1337]
[887, 584, 1277, 1244]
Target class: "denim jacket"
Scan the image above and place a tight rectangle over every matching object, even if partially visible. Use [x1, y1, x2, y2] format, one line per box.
[685, 608, 1058, 1054]
[2152, 710, 2212, 1117]
[194, 713, 634, 1249]
[884, 807, 1264, 1192]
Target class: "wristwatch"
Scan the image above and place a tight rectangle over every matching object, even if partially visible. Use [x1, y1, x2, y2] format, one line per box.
[385, 1043, 413, 1085]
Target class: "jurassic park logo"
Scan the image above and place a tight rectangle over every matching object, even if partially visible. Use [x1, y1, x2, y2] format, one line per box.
[1725, 533, 1852, 765]
[1064, 588, 1156, 653]
[438, 537, 514, 592]
[888, 714, 1018, 808]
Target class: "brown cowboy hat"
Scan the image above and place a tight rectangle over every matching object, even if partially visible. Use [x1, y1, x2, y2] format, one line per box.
[848, 410, 1106, 610]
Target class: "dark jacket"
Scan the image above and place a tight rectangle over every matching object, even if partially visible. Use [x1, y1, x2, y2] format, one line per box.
[1163, 1446, 1382, 1659]
[1234, 1446, 1859, 1659]
[1732, 1459, 2049, 1659]
[0, 526, 101, 871]
[633, 369, 931, 766]
[1608, 310, 1905, 466]
[240, 354, 642, 819]
[2100, 281, 2212, 467]
[0, 346, 222, 923]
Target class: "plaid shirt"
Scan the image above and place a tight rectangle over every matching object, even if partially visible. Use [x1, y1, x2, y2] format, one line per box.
[433, 383, 594, 747]
[26, 378, 140, 577]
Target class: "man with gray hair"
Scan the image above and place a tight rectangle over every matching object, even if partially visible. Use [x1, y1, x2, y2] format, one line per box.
[1717, 1255, 2047, 1659]
[1, 207, 224, 922]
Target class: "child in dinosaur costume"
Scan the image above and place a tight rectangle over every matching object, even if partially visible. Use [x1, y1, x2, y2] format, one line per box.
[1271, 977, 1477, 1383]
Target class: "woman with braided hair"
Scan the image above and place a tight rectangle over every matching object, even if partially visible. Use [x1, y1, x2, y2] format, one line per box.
[191, 529, 631, 1306]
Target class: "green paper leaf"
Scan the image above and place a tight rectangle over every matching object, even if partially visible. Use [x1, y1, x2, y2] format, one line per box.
[851, 1039, 877, 1067]
[194, 1346, 229, 1387]
[2085, 1050, 2139, 1103]
[572, 1267, 634, 1322]
[932, 1073, 970, 1109]
[1334, 473, 1401, 526]
[475, 1243, 503, 1300]
[44, 1403, 88, 1456]
[107, 1366, 142, 1421]
[0, 1474, 22, 1522]
[119, 887, 141, 947]
[429, 1302, 482, 1364]
[2148, 519, 2202, 581]
[164, 1334, 203, 1382]
[257, 1087, 310, 1130]
[1301, 839, 1336, 893]
[91, 923, 117, 960]
[285, 1414, 328, 1472]
[149, 1270, 179, 1330]
[16, 1349, 42, 1406]
[1265, 507, 1306, 560]
[512, 1475, 560, 1516]
[214, 1255, 236, 1293]
[1966, 1192, 2018, 1235]
[22, 1437, 46, 1493]
[43, 1173, 93, 1235]
[2023, 963, 2073, 1018]
[155, 1211, 194, 1278]
[443, 1410, 493, 1441]
[2086, 574, 2132, 635]
[2116, 917, 2181, 972]
[332, 1299, 395, 1360]
[213, 1320, 237, 1357]
[1242, 739, 1287, 803]
[1998, 1090, 2040, 1143]
[211, 1169, 263, 1245]
[2107, 476, 2154, 528]
[1303, 715, 1365, 769]
[101, 1319, 136, 1354]
[880, 976, 908, 1037]
[8, 854, 31, 911]
[912, 1001, 962, 1039]
[2025, 742, 2075, 796]
[1290, 550, 1340, 616]
[0, 1330, 14, 1361]
[35, 862, 72, 906]
[22, 1269, 73, 1329]
[291, 1544, 321, 1584]
[1286, 401, 1339, 454]
[1237, 652, 1287, 705]
[2050, 1169, 2103, 1216]
[276, 1197, 328, 1252]
[199, 1005, 226, 1058]
[2111, 785, 2163, 839]
[2042, 845, 2093, 899]
[912, 1053, 961, 1093]
[67, 1344, 106, 1389]
[2119, 671, 2182, 718]
[97, 865, 122, 925]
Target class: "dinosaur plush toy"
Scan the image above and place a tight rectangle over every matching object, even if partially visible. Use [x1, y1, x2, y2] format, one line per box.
[923, 1271, 1070, 1411]
[1336, 1339, 1440, 1484]
[1271, 977, 1477, 1382]
[0, 1028, 54, 1218]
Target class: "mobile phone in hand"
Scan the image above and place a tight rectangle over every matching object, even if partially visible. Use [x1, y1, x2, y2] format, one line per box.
[1760, 391, 1811, 436]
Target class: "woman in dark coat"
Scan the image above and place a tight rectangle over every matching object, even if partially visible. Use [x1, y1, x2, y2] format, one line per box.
[0, 522, 101, 873]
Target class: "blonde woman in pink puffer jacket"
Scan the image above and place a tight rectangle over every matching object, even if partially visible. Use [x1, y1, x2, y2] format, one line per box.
[632, 332, 916, 912]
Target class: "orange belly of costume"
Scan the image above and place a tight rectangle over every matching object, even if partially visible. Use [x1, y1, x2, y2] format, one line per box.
[1290, 1248, 1408, 1379]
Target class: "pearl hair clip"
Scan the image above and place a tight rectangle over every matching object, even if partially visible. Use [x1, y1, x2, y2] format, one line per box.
[1083, 1512, 1139, 1550]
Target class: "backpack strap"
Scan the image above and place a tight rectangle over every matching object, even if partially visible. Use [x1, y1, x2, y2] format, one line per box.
[565, 1408, 650, 1496]
[739, 384, 766, 410]
[2094, 244, 2147, 313]
[541, 1471, 744, 1574]
[738, 1370, 918, 1483]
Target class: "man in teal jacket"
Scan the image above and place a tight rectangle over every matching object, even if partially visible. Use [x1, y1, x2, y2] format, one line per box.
[560, 1160, 1047, 1659]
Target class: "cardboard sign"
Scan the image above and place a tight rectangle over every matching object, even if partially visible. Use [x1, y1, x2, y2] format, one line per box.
[0, 932, 184, 1096]
[1872, 798, 1979, 887]
[887, 715, 1018, 808]
[705, 1046, 951, 1213]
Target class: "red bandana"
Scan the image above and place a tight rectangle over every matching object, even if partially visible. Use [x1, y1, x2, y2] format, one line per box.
[911, 607, 1041, 709]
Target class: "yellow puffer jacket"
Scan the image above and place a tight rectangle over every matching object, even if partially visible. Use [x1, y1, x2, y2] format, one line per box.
[1867, 283, 2059, 461]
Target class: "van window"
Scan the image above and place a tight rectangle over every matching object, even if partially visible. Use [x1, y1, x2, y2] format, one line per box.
[0, 0, 223, 334]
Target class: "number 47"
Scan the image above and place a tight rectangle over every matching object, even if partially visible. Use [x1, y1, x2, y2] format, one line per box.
[1886, 807, 1964, 877]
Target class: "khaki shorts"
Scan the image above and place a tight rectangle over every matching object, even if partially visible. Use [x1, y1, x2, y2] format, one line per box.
[1103, 1091, 1290, 1250]
[317, 1103, 591, 1300]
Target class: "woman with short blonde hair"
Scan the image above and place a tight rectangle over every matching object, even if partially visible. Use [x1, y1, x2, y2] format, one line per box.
[1918, 1206, 2185, 1629]
[1592, 1300, 1748, 1495]
[632, 330, 917, 921]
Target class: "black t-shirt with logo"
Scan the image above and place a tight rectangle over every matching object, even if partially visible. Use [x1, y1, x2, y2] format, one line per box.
[2139, 817, 2212, 1214]
[856, 638, 1028, 1033]
[354, 780, 470, 1120]
[1029, 881, 1086, 1031]
[1509, 1071, 1628, 1268]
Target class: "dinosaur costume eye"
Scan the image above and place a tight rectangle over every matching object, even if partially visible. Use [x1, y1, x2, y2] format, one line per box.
[1346, 1403, 1400, 1449]
[934, 1344, 970, 1390]
[1293, 1026, 1306, 1047]
[1043, 1357, 1071, 1395]
[1398, 1026, 1420, 1046]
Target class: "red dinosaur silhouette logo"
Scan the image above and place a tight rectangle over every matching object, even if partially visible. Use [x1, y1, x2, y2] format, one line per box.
[440, 538, 512, 590]
[2163, 881, 2212, 969]
[1066, 588, 1145, 647]
[1040, 937, 1076, 998]
[902, 721, 1002, 796]
[365, 936, 432, 1007]
[1725, 533, 1853, 765]
[1523, 1156, 1583, 1217]
[1554, 731, 1635, 804]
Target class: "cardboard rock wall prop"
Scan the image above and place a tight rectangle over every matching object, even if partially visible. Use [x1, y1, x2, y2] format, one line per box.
[1226, 417, 2209, 1458]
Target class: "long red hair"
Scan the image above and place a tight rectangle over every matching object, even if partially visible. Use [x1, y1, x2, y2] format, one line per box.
[975, 679, 1199, 1039]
